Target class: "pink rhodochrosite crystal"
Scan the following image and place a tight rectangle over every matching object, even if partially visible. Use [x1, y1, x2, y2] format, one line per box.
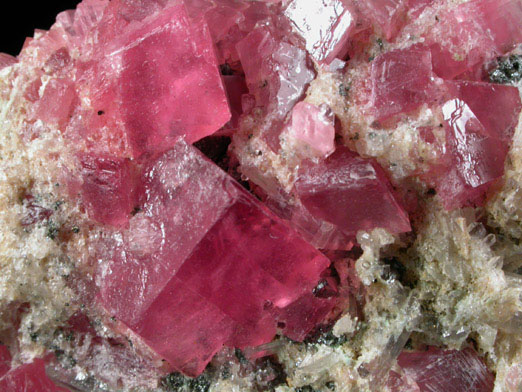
[98, 141, 333, 376]
[358, 0, 408, 40]
[78, 3, 230, 158]
[79, 154, 136, 227]
[294, 147, 411, 236]
[435, 81, 521, 208]
[370, 45, 435, 121]
[283, 0, 357, 64]
[425, 0, 522, 79]
[287, 102, 336, 157]
[397, 347, 495, 392]
[0, 358, 68, 392]
[4, 0, 522, 389]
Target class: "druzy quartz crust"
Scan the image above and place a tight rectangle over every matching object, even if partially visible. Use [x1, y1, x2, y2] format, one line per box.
[0, 0, 521, 391]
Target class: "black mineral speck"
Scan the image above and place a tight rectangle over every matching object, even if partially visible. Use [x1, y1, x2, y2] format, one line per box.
[490, 55, 522, 84]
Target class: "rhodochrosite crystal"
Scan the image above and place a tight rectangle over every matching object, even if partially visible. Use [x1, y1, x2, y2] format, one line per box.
[284, 0, 357, 64]
[287, 102, 336, 156]
[78, 3, 230, 158]
[0, 356, 67, 392]
[295, 147, 411, 236]
[370, 44, 435, 121]
[435, 81, 521, 208]
[397, 347, 495, 392]
[99, 141, 333, 375]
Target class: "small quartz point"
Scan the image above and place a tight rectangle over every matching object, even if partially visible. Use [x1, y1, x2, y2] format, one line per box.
[397, 347, 495, 392]
[98, 140, 333, 376]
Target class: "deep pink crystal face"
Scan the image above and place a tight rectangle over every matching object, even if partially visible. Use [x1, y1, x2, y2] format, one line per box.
[435, 81, 521, 209]
[295, 147, 411, 236]
[284, 0, 357, 64]
[370, 45, 435, 121]
[98, 141, 333, 376]
[79, 154, 136, 227]
[119, 5, 230, 156]
[81, 4, 230, 158]
[0, 358, 68, 392]
[397, 347, 495, 392]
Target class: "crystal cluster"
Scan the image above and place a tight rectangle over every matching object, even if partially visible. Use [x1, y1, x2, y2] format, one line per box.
[0, 0, 521, 391]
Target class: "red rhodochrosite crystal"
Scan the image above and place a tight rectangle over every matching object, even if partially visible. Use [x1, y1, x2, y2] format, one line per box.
[397, 347, 495, 392]
[370, 45, 435, 121]
[294, 147, 411, 236]
[435, 81, 521, 208]
[32, 78, 77, 130]
[0, 345, 10, 378]
[283, 0, 357, 64]
[98, 141, 332, 376]
[0, 358, 68, 392]
[79, 154, 136, 227]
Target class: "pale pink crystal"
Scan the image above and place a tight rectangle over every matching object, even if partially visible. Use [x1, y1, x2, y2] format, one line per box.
[32, 78, 77, 130]
[283, 0, 357, 64]
[370, 44, 435, 121]
[98, 141, 333, 376]
[294, 146, 411, 236]
[288, 102, 336, 157]
[237, 26, 315, 119]
[425, 0, 522, 79]
[358, 0, 408, 40]
[397, 347, 495, 392]
[79, 154, 137, 227]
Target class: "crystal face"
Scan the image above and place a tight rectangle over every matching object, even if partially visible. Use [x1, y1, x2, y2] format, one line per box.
[397, 347, 495, 392]
[0, 353, 67, 392]
[294, 147, 411, 236]
[284, 0, 357, 64]
[98, 141, 333, 376]
[370, 44, 435, 121]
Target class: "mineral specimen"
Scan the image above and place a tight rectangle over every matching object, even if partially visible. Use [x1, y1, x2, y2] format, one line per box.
[0, 0, 521, 391]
